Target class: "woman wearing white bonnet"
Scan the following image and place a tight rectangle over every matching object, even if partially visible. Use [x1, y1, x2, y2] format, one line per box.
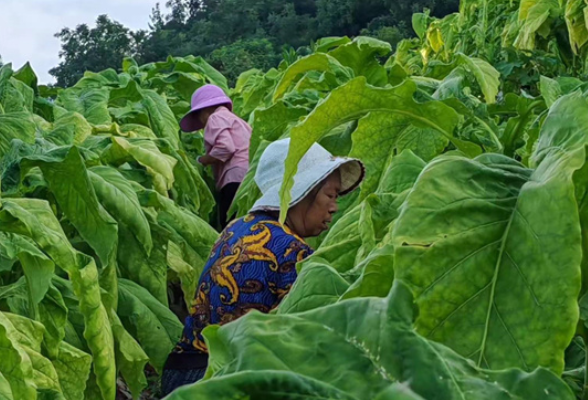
[161, 138, 364, 396]
[250, 138, 364, 235]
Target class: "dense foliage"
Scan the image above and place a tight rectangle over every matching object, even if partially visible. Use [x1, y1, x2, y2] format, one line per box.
[0, 55, 226, 399]
[49, 0, 460, 86]
[4, 0, 588, 399]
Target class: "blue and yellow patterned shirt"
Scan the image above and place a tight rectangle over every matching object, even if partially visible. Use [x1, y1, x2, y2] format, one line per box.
[176, 212, 313, 353]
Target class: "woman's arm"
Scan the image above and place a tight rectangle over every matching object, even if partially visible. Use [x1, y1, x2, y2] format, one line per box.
[204, 114, 236, 164]
[198, 154, 220, 166]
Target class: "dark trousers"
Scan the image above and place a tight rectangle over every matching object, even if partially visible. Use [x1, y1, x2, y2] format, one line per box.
[219, 182, 240, 229]
[161, 352, 208, 396]
[160, 367, 206, 396]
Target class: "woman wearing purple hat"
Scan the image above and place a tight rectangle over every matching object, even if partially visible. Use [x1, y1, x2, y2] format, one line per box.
[180, 84, 251, 228]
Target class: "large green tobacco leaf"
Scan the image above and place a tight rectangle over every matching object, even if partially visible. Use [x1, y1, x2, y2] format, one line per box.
[20, 146, 119, 265]
[117, 222, 168, 306]
[176, 56, 229, 92]
[533, 93, 588, 297]
[6, 314, 63, 397]
[565, 0, 588, 53]
[102, 137, 177, 194]
[248, 102, 307, 161]
[52, 342, 92, 400]
[272, 53, 353, 101]
[143, 55, 228, 94]
[539, 76, 562, 108]
[432, 67, 467, 101]
[88, 166, 152, 255]
[341, 242, 395, 300]
[0, 140, 55, 195]
[575, 158, 588, 294]
[349, 112, 447, 197]
[532, 92, 588, 165]
[329, 37, 392, 87]
[108, 79, 143, 106]
[0, 64, 12, 97]
[233, 70, 279, 117]
[277, 261, 350, 314]
[376, 149, 427, 195]
[2, 78, 34, 112]
[514, 0, 559, 50]
[52, 112, 93, 145]
[117, 279, 183, 373]
[60, 258, 115, 400]
[519, 0, 558, 20]
[109, 311, 149, 399]
[0, 312, 36, 399]
[56, 87, 112, 126]
[0, 233, 54, 315]
[165, 371, 358, 400]
[140, 89, 180, 149]
[412, 13, 429, 40]
[12, 63, 38, 92]
[279, 77, 477, 219]
[457, 54, 500, 104]
[0, 199, 116, 400]
[51, 259, 112, 400]
[314, 36, 352, 53]
[0, 373, 12, 400]
[177, 282, 574, 400]
[167, 240, 198, 311]
[426, 55, 500, 104]
[166, 376, 424, 400]
[394, 150, 581, 373]
[154, 139, 214, 218]
[336, 151, 427, 299]
[51, 277, 88, 351]
[147, 71, 206, 104]
[140, 191, 218, 265]
[373, 384, 425, 400]
[38, 285, 68, 359]
[173, 149, 215, 218]
[0, 280, 68, 360]
[491, 94, 543, 158]
[0, 112, 36, 158]
[74, 69, 120, 89]
[115, 123, 158, 140]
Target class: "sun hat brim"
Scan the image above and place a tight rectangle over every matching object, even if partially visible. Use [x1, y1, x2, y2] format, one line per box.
[250, 157, 365, 213]
[179, 97, 233, 132]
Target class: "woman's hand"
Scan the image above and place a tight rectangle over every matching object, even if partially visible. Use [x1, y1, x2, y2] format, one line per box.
[198, 154, 220, 166]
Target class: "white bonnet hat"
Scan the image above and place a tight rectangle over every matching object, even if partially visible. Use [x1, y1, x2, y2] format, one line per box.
[250, 138, 365, 212]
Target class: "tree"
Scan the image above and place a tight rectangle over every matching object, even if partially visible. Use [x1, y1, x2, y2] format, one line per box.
[208, 38, 280, 83]
[49, 15, 145, 87]
[49, 0, 461, 88]
[267, 3, 317, 48]
[383, 0, 460, 25]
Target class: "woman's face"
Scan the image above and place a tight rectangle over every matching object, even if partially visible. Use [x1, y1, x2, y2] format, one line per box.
[287, 171, 342, 238]
[197, 107, 215, 127]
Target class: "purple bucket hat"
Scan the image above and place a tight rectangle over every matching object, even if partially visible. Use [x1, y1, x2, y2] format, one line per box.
[180, 84, 233, 132]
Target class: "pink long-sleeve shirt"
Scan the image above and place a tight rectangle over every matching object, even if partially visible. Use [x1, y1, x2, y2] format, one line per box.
[204, 106, 251, 189]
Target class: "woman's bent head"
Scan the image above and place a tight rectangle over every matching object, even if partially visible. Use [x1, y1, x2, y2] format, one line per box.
[250, 139, 364, 238]
[287, 170, 341, 237]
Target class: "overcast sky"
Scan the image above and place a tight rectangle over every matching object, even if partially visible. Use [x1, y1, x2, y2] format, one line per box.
[0, 0, 156, 84]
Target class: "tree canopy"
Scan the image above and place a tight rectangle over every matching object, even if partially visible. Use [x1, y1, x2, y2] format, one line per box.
[49, 0, 459, 85]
